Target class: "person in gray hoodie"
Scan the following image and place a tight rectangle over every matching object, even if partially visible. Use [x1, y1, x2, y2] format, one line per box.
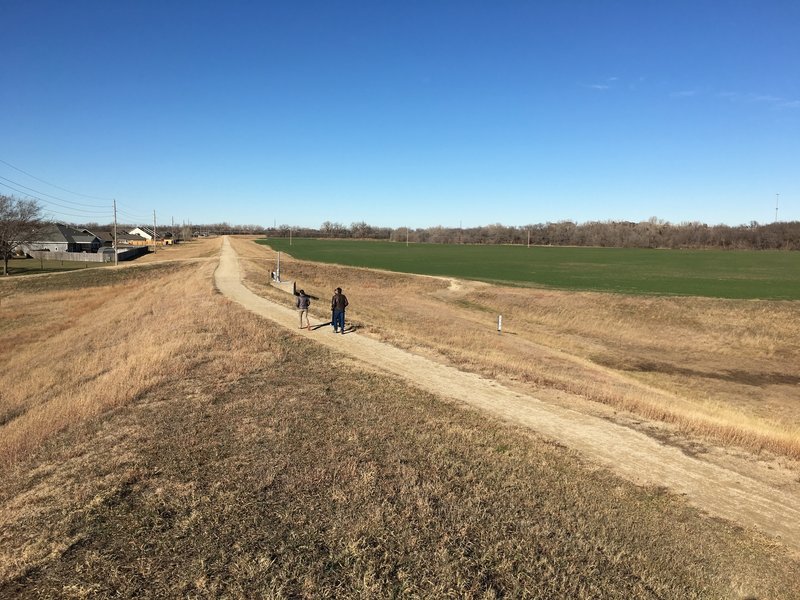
[295, 289, 311, 329]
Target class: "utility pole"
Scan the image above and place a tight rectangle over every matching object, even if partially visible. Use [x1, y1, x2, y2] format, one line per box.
[775, 193, 780, 223]
[527, 229, 530, 248]
[153, 210, 157, 253]
[406, 227, 409, 247]
[113, 199, 118, 266]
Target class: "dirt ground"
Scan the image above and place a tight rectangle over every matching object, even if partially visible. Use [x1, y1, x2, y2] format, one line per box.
[216, 236, 800, 554]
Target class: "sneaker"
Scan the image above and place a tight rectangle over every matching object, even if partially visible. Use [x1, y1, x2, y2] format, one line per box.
[333, 329, 338, 333]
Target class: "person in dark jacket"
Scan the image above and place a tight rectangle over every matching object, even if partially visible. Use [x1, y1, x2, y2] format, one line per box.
[331, 287, 349, 334]
[296, 289, 311, 329]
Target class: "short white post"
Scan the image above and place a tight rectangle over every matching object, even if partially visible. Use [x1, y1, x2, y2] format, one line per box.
[497, 315, 502, 334]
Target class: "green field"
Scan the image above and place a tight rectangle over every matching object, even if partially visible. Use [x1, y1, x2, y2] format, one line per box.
[258, 238, 800, 300]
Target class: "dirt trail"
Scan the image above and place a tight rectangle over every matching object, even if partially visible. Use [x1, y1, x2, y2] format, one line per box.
[215, 237, 800, 553]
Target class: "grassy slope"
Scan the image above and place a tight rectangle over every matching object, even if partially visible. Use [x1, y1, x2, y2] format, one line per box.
[1, 262, 799, 598]
[245, 238, 800, 459]
[259, 238, 800, 299]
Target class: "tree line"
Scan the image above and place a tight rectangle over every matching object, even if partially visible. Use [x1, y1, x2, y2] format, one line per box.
[57, 218, 800, 250]
[3, 192, 799, 275]
[272, 218, 800, 250]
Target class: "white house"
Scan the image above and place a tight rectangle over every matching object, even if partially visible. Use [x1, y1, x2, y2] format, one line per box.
[129, 226, 176, 245]
[129, 226, 155, 241]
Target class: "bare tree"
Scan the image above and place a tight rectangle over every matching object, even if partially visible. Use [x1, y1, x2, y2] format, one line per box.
[0, 195, 44, 276]
[350, 221, 373, 239]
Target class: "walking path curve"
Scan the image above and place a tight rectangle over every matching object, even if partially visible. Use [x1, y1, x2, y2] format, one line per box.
[214, 237, 800, 553]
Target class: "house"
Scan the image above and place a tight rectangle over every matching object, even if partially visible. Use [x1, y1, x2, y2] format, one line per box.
[118, 232, 150, 245]
[94, 231, 115, 247]
[129, 226, 155, 241]
[92, 231, 149, 247]
[23, 223, 101, 254]
[128, 226, 176, 245]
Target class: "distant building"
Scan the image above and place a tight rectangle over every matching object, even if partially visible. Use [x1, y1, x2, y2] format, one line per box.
[129, 226, 175, 245]
[129, 226, 156, 241]
[23, 223, 101, 254]
[94, 231, 115, 247]
[93, 231, 149, 247]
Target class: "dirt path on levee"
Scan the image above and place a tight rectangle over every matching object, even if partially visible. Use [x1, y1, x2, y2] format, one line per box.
[215, 236, 800, 554]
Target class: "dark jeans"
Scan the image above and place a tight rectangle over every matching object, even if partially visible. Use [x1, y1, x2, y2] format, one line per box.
[333, 309, 345, 332]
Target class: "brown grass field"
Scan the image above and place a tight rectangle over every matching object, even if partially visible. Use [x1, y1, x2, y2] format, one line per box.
[232, 237, 800, 463]
[1, 236, 799, 598]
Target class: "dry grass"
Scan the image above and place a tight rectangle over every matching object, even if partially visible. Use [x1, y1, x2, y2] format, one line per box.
[233, 237, 800, 459]
[1, 253, 798, 597]
[131, 236, 223, 263]
[0, 239, 219, 478]
[0, 256, 227, 469]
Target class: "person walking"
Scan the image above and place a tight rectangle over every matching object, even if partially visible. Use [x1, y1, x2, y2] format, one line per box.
[331, 287, 349, 334]
[296, 289, 311, 329]
[331, 291, 335, 331]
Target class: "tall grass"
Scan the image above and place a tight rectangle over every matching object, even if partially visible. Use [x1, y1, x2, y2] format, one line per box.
[239, 237, 800, 459]
[0, 261, 219, 469]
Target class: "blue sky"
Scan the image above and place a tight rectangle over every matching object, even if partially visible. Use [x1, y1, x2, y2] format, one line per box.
[2, 1, 798, 229]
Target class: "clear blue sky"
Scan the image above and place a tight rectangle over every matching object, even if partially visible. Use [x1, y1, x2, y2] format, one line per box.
[2, 1, 798, 229]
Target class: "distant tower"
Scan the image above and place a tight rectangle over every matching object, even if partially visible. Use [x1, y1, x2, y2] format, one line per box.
[775, 193, 779, 222]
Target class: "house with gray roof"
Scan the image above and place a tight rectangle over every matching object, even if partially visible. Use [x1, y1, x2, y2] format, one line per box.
[23, 223, 101, 254]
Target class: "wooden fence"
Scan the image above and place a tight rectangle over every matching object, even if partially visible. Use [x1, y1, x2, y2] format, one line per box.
[28, 247, 148, 263]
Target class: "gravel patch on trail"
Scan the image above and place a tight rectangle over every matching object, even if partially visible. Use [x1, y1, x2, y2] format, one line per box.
[215, 236, 800, 554]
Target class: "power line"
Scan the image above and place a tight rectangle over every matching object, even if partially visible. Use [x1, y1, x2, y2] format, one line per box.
[41, 207, 114, 220]
[0, 179, 112, 217]
[0, 175, 110, 211]
[0, 158, 113, 203]
[0, 159, 170, 226]
[115, 202, 153, 220]
[117, 208, 154, 221]
[0, 176, 150, 222]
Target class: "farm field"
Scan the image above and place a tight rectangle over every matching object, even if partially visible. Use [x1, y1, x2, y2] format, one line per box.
[1, 235, 799, 597]
[246, 237, 800, 461]
[259, 237, 800, 300]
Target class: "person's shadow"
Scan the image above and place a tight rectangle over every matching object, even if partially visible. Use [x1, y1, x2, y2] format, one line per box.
[310, 322, 356, 334]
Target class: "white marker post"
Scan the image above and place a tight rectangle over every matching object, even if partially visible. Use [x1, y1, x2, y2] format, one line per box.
[498, 315, 502, 334]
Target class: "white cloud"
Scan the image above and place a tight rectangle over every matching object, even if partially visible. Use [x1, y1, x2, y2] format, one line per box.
[719, 91, 799, 110]
[583, 76, 619, 91]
